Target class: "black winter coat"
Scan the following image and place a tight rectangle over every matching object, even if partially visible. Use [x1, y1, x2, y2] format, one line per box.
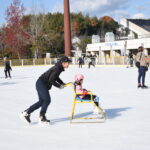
[4, 61, 12, 71]
[39, 62, 65, 90]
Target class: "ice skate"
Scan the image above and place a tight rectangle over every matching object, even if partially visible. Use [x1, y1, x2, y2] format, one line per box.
[20, 111, 31, 124]
[141, 85, 148, 89]
[137, 84, 142, 88]
[38, 115, 50, 125]
[93, 107, 100, 115]
[92, 107, 105, 119]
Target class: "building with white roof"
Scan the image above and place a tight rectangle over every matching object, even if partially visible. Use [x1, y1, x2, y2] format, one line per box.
[86, 18, 150, 64]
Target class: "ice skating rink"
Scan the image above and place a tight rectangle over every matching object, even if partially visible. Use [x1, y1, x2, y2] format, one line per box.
[0, 66, 150, 150]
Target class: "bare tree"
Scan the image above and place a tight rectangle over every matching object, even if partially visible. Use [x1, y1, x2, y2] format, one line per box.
[30, 0, 46, 58]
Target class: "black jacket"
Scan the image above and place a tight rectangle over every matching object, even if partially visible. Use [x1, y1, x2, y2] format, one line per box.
[4, 61, 12, 71]
[78, 57, 83, 64]
[39, 62, 65, 90]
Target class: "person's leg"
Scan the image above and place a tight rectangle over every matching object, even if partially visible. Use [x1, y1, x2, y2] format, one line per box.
[27, 101, 43, 114]
[8, 70, 11, 78]
[131, 59, 133, 67]
[21, 80, 49, 123]
[129, 59, 131, 67]
[90, 62, 92, 68]
[138, 67, 142, 87]
[88, 63, 90, 68]
[141, 67, 146, 86]
[92, 63, 95, 67]
[39, 90, 51, 116]
[27, 80, 45, 114]
[4, 70, 7, 78]
[81, 94, 100, 114]
[92, 95, 100, 114]
[81, 95, 99, 105]
[82, 94, 91, 100]
[79, 63, 81, 68]
[93, 95, 99, 106]
[126, 58, 129, 68]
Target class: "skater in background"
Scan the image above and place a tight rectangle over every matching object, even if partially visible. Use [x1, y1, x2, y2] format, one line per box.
[126, 51, 133, 68]
[74, 74, 100, 114]
[129, 51, 133, 67]
[136, 46, 149, 88]
[4, 58, 12, 78]
[20, 56, 72, 124]
[87, 55, 95, 68]
[77, 57, 84, 68]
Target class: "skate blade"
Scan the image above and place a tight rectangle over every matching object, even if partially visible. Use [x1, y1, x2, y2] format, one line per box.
[92, 112, 105, 119]
[19, 113, 30, 125]
[38, 121, 50, 125]
[38, 119, 50, 125]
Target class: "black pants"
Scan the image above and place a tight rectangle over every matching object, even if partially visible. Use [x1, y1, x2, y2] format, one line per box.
[80, 94, 99, 106]
[129, 59, 133, 67]
[88, 62, 95, 68]
[138, 66, 147, 85]
[79, 63, 82, 68]
[27, 79, 51, 116]
[5, 70, 11, 78]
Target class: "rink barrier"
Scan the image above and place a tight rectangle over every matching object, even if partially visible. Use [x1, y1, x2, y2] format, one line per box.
[0, 56, 150, 67]
[0, 64, 128, 68]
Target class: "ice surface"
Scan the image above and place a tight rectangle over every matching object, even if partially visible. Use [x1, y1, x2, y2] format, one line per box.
[0, 66, 150, 150]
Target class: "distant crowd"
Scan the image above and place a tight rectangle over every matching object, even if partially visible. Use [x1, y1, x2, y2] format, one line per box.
[1, 46, 150, 89]
[77, 54, 96, 69]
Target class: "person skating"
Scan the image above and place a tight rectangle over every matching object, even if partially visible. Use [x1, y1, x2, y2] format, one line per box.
[4, 59, 12, 78]
[87, 56, 95, 68]
[128, 51, 133, 67]
[136, 46, 149, 89]
[20, 56, 72, 124]
[77, 57, 84, 68]
[74, 74, 100, 114]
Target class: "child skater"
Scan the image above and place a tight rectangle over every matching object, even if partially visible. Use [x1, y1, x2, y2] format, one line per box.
[74, 74, 100, 114]
[20, 56, 72, 124]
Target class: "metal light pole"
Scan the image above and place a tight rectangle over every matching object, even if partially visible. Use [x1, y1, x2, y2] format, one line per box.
[64, 0, 71, 56]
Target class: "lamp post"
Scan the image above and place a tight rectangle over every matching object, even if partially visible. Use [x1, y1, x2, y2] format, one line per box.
[64, 0, 71, 56]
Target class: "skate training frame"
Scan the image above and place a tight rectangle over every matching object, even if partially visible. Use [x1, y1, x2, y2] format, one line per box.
[65, 82, 106, 123]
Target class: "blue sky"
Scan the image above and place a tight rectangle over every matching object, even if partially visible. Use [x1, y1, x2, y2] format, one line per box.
[0, 0, 150, 26]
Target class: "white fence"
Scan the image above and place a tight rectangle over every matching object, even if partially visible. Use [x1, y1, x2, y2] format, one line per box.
[0, 56, 150, 67]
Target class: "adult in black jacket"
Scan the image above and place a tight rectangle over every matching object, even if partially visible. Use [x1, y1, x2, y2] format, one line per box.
[4, 60, 12, 78]
[20, 56, 72, 124]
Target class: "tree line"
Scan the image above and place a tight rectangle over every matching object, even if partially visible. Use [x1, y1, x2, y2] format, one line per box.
[0, 0, 119, 59]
